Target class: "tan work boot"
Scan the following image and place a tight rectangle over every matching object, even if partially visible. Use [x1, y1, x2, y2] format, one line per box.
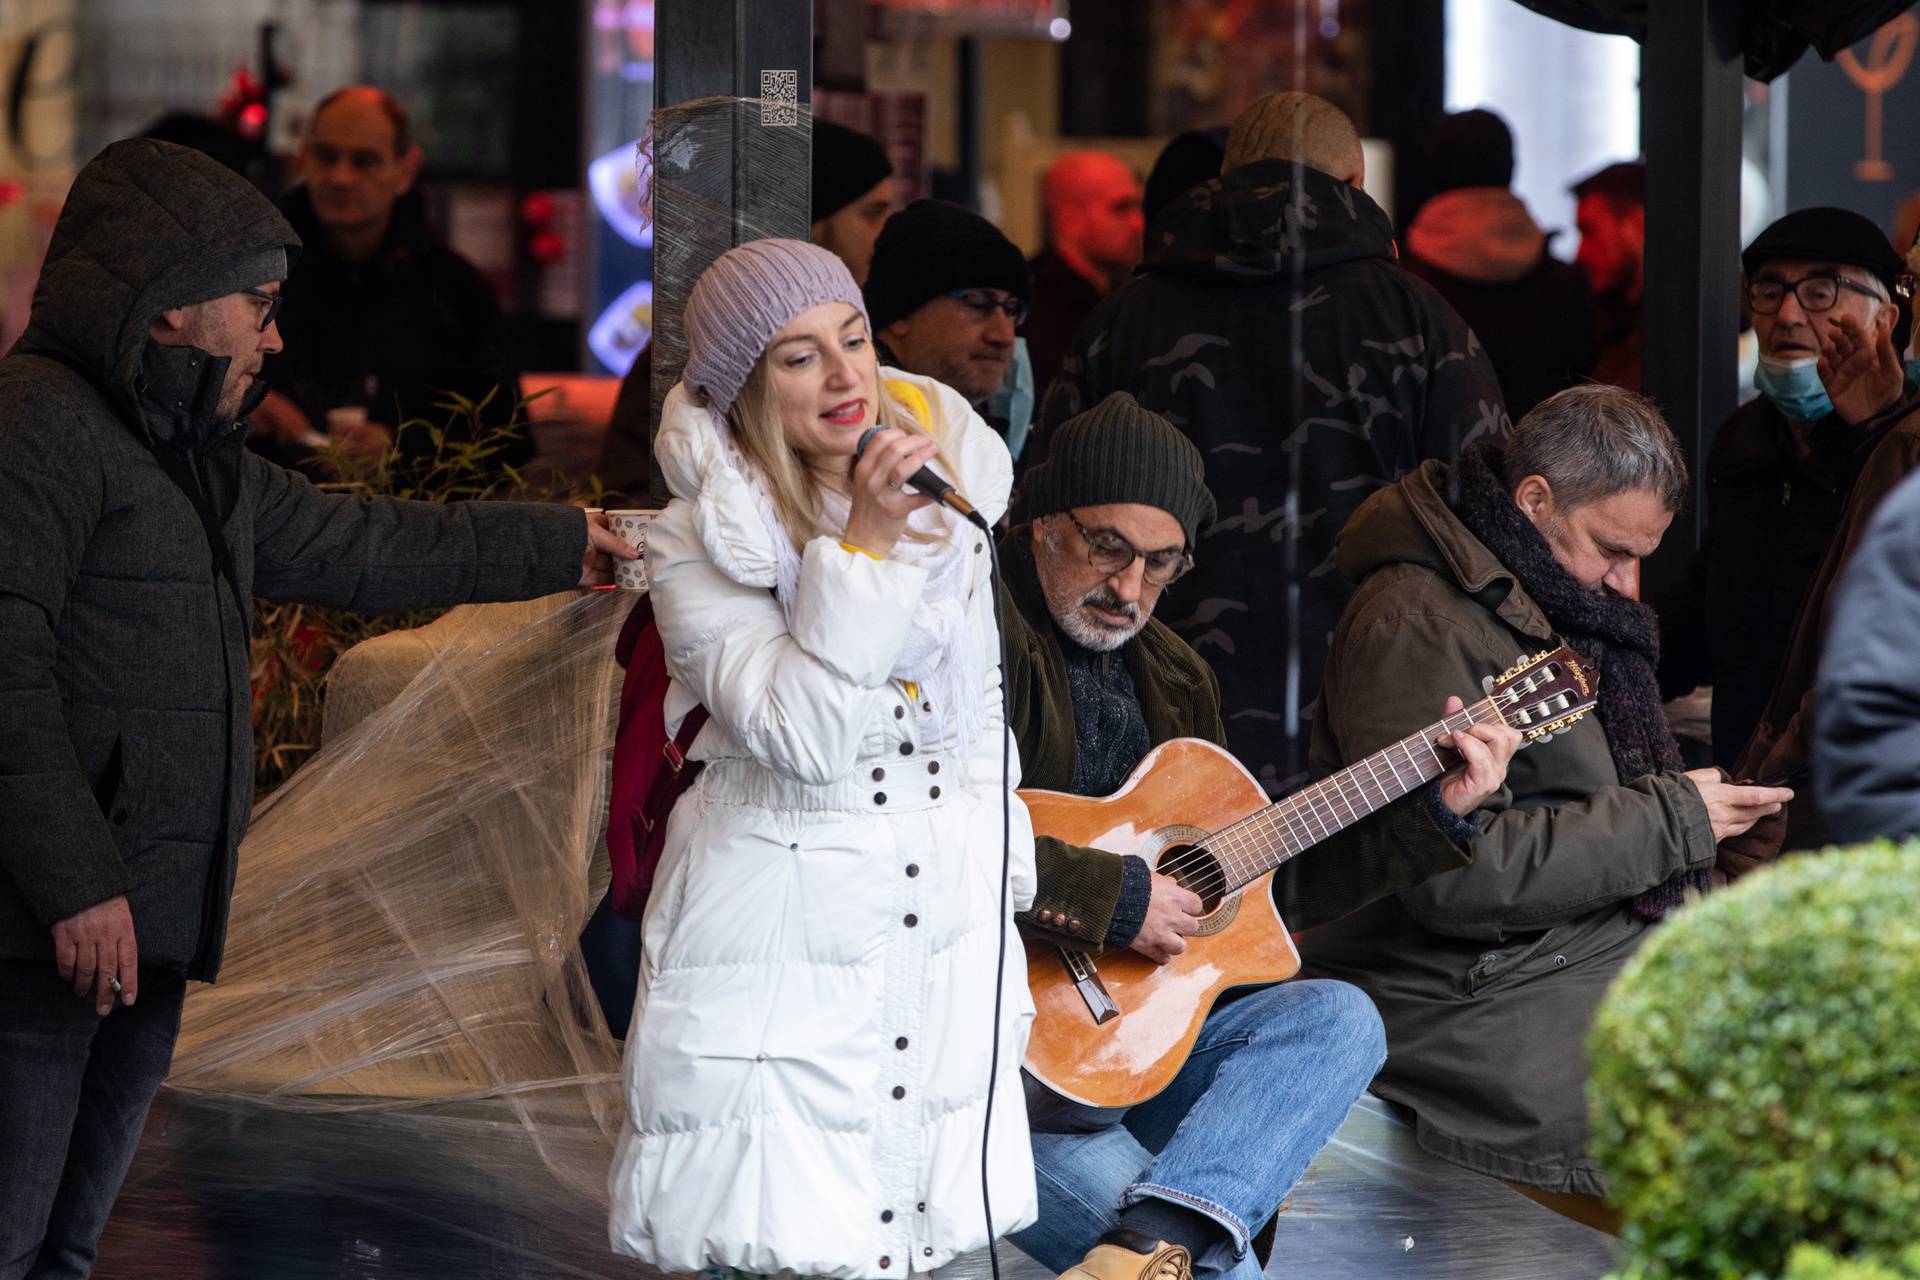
[1058, 1238, 1192, 1280]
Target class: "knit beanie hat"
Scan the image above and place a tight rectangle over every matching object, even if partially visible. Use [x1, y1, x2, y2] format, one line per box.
[812, 120, 893, 224]
[1021, 392, 1216, 549]
[863, 199, 1031, 330]
[682, 238, 867, 415]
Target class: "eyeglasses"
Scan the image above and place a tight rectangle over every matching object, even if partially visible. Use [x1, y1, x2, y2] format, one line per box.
[242, 286, 283, 333]
[1067, 511, 1192, 587]
[1746, 273, 1886, 315]
[945, 288, 1029, 327]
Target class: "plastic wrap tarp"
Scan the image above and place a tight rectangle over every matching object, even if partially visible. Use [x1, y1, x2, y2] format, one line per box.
[167, 588, 630, 1201]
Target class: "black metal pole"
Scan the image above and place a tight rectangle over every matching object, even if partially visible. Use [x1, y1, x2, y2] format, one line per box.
[650, 0, 814, 457]
[1641, 0, 1746, 590]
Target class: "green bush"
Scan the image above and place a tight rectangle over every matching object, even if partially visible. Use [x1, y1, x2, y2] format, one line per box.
[1589, 841, 1920, 1280]
[1781, 1245, 1920, 1280]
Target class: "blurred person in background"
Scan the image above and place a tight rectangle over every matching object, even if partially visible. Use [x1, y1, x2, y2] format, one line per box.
[1026, 152, 1146, 397]
[1140, 128, 1228, 231]
[864, 198, 1035, 446]
[1570, 160, 1646, 391]
[808, 119, 895, 288]
[1403, 109, 1592, 419]
[1031, 91, 1508, 799]
[251, 86, 523, 472]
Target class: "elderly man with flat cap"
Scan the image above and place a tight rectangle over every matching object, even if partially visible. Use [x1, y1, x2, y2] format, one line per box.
[1001, 392, 1518, 1280]
[1668, 212, 1920, 872]
[1657, 208, 1917, 784]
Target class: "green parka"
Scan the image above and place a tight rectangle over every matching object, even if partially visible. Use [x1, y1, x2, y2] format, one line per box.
[1298, 459, 1715, 1195]
[999, 525, 1476, 952]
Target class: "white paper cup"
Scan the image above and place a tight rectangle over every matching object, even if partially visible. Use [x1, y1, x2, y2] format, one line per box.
[607, 509, 659, 591]
[326, 405, 369, 435]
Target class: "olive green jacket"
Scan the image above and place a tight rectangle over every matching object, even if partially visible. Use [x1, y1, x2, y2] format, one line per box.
[1297, 459, 1715, 1196]
[1001, 525, 1475, 952]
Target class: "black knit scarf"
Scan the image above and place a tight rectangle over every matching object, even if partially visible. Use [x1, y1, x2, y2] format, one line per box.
[1450, 443, 1704, 920]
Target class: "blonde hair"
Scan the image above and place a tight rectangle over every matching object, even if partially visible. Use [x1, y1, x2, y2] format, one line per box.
[725, 354, 961, 550]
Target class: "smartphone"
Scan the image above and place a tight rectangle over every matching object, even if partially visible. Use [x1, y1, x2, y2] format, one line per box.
[1744, 765, 1810, 789]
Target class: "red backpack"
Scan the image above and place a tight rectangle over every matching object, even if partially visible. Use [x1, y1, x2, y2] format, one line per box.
[606, 593, 709, 922]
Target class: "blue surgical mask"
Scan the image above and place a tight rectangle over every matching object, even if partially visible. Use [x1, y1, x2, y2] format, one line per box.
[1754, 353, 1833, 423]
[987, 337, 1037, 462]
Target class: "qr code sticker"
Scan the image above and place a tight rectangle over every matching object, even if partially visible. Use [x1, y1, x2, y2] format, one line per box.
[761, 70, 798, 126]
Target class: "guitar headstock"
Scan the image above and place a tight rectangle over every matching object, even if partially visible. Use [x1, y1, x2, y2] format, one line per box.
[1484, 646, 1601, 743]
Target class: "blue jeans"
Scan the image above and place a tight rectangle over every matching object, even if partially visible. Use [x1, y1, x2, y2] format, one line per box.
[1012, 979, 1385, 1280]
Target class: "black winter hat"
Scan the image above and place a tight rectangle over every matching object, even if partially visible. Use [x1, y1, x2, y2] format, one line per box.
[1745, 206, 1911, 351]
[1021, 392, 1216, 550]
[1428, 109, 1515, 195]
[811, 120, 892, 224]
[1742, 206, 1905, 294]
[863, 199, 1030, 330]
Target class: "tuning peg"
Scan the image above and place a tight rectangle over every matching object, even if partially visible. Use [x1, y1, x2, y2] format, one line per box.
[1482, 675, 1496, 696]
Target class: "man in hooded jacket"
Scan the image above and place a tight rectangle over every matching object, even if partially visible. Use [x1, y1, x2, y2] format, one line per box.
[0, 139, 629, 1279]
[1402, 109, 1593, 419]
[1031, 91, 1509, 798]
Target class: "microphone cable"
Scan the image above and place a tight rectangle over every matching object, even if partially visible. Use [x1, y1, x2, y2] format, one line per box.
[972, 508, 1010, 1280]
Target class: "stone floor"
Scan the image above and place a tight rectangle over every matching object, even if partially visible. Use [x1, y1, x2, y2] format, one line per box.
[91, 1091, 1614, 1278]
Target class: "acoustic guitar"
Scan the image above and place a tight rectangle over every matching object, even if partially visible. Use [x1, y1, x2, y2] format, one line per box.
[1021, 646, 1600, 1110]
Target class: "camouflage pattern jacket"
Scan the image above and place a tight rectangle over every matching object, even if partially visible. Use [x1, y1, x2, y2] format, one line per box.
[1031, 158, 1508, 796]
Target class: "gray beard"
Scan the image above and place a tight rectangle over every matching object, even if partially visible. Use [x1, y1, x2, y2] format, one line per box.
[1052, 587, 1145, 653]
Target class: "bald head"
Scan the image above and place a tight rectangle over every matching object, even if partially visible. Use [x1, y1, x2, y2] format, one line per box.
[1042, 151, 1144, 289]
[1224, 92, 1364, 187]
[300, 86, 423, 260]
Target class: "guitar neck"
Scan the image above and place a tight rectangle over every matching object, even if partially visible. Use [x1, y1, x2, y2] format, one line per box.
[1206, 696, 1504, 894]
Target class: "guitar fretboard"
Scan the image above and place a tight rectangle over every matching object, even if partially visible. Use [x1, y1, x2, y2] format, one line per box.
[1179, 696, 1506, 900]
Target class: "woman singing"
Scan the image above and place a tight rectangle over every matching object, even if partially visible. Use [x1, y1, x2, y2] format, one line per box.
[608, 240, 1038, 1277]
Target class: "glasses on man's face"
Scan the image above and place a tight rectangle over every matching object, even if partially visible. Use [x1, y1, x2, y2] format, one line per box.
[945, 288, 1029, 327]
[1067, 511, 1192, 587]
[241, 287, 283, 333]
[1746, 273, 1884, 316]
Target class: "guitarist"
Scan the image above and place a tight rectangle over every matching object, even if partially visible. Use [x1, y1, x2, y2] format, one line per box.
[1000, 392, 1522, 1280]
[1300, 385, 1795, 1219]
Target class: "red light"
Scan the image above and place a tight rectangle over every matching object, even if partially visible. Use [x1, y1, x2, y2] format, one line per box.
[521, 191, 555, 226]
[238, 102, 269, 138]
[529, 229, 567, 264]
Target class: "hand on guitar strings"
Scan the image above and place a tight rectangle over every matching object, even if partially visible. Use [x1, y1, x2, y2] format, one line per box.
[1435, 694, 1524, 817]
[1129, 874, 1204, 965]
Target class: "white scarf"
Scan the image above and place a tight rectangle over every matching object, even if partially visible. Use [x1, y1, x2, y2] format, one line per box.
[707, 412, 987, 761]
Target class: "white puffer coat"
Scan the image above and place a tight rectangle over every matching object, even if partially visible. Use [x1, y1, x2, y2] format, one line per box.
[608, 370, 1039, 1278]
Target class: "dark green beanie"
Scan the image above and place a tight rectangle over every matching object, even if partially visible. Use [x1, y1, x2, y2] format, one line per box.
[1021, 392, 1216, 549]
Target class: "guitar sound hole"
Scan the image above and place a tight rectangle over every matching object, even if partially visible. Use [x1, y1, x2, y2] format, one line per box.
[1158, 843, 1226, 913]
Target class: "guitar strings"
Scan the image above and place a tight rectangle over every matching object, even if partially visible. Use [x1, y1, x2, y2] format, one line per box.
[1150, 697, 1508, 897]
[1153, 699, 1493, 890]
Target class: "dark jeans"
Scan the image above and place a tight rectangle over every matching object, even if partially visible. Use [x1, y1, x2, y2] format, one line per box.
[0, 961, 185, 1280]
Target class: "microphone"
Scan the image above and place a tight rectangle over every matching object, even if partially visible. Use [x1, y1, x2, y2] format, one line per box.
[856, 426, 987, 528]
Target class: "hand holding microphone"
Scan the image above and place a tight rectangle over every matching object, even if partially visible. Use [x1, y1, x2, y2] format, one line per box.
[844, 426, 944, 558]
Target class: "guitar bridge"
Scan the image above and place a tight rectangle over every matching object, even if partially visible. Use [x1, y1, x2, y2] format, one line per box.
[1061, 948, 1119, 1024]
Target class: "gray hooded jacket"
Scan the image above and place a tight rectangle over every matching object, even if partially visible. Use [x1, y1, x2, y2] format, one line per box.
[0, 139, 585, 980]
